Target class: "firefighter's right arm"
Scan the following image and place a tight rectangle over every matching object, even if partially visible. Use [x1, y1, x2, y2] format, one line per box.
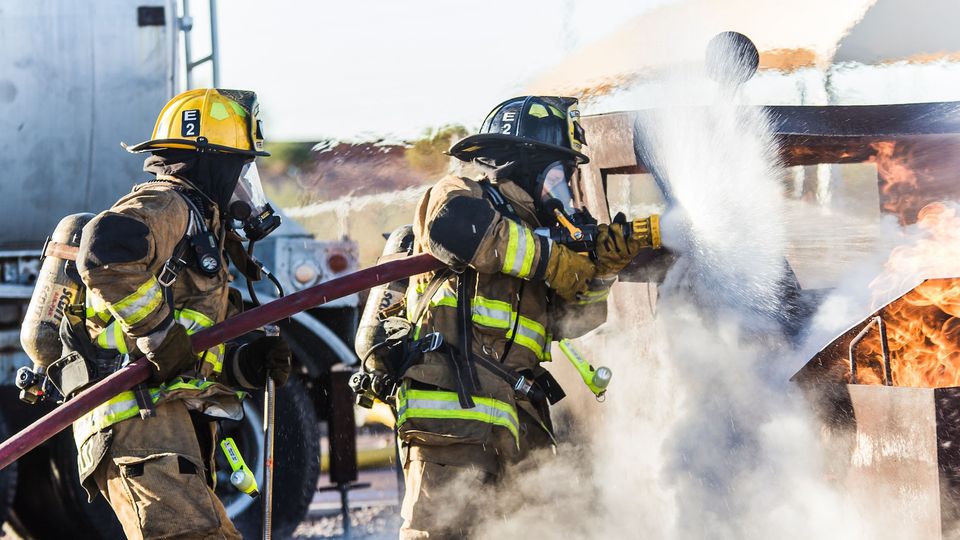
[419, 185, 595, 300]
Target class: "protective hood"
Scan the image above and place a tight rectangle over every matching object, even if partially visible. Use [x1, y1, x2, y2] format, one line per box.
[144, 150, 248, 211]
[479, 156, 579, 225]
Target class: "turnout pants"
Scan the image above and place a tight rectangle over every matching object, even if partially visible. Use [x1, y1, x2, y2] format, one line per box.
[91, 400, 241, 540]
[399, 409, 554, 539]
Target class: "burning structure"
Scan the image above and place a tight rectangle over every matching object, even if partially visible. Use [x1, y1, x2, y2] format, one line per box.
[573, 90, 960, 537]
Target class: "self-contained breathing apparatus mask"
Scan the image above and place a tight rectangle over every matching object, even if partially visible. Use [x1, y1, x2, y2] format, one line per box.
[228, 161, 281, 241]
[528, 159, 601, 254]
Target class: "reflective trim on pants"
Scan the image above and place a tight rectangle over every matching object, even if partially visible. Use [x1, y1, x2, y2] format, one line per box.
[397, 385, 519, 446]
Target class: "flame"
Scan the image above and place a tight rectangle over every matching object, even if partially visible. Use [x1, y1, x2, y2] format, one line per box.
[853, 203, 960, 387]
[868, 141, 925, 225]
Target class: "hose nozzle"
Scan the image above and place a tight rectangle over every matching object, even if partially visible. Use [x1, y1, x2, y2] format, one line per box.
[631, 214, 661, 249]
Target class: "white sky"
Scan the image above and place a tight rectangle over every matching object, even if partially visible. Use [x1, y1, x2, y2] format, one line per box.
[201, 0, 672, 141]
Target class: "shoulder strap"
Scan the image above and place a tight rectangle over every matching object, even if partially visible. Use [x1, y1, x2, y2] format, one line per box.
[408, 267, 453, 326]
[156, 190, 205, 288]
[478, 179, 519, 219]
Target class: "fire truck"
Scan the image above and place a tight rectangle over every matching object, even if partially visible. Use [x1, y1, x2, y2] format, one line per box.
[0, 2, 360, 537]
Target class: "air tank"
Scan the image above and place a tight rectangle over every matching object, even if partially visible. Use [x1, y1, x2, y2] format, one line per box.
[20, 213, 93, 368]
[354, 225, 415, 365]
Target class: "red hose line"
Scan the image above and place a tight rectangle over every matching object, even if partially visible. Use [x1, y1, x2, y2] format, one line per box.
[0, 253, 443, 471]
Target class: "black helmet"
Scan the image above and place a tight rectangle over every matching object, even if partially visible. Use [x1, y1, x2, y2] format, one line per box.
[450, 96, 589, 164]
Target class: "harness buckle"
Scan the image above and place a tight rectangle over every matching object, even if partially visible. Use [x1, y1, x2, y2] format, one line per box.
[513, 375, 534, 398]
[418, 332, 444, 353]
[157, 259, 183, 287]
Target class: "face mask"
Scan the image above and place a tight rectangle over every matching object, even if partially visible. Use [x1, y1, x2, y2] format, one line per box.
[228, 162, 281, 240]
[534, 160, 580, 221]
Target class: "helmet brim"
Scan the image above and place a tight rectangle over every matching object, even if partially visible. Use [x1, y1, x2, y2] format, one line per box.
[448, 134, 589, 164]
[123, 139, 271, 157]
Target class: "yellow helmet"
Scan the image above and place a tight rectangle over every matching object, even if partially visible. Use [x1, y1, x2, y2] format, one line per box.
[125, 88, 270, 156]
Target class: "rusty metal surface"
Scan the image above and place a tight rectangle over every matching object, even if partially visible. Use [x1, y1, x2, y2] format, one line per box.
[583, 101, 960, 174]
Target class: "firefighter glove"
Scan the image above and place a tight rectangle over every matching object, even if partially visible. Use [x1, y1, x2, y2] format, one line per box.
[140, 323, 197, 383]
[544, 242, 597, 301]
[595, 213, 661, 276]
[236, 336, 292, 388]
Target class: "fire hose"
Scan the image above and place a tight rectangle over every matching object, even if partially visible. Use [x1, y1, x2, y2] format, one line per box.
[0, 252, 444, 472]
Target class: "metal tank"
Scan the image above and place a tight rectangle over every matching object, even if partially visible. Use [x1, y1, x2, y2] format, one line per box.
[0, 0, 177, 251]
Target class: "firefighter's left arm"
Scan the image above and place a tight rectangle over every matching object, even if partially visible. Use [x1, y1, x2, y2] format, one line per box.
[548, 276, 612, 339]
[421, 187, 551, 281]
[77, 191, 190, 338]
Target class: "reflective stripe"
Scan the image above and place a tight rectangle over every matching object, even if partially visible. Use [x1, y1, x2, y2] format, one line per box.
[575, 287, 610, 305]
[73, 377, 244, 447]
[91, 307, 224, 373]
[85, 292, 111, 322]
[396, 385, 519, 446]
[73, 388, 161, 447]
[175, 309, 223, 373]
[95, 321, 129, 354]
[427, 291, 551, 361]
[109, 277, 164, 327]
[507, 317, 550, 361]
[501, 221, 536, 279]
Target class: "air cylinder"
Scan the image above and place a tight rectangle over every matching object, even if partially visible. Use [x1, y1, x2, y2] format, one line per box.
[354, 225, 415, 366]
[20, 213, 93, 368]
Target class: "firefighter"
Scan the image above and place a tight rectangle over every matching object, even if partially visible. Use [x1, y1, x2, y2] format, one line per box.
[397, 96, 659, 538]
[72, 88, 290, 539]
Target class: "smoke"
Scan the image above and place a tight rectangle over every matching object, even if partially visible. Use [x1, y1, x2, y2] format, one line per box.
[466, 37, 874, 540]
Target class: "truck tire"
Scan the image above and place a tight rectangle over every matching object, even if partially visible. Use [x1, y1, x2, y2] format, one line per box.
[220, 376, 321, 538]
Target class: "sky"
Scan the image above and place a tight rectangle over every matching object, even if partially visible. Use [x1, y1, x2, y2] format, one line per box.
[194, 0, 673, 141]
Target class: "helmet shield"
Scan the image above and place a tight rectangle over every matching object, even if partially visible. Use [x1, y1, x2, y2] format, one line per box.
[229, 162, 281, 240]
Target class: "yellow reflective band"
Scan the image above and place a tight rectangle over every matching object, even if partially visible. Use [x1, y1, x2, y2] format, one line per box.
[501, 221, 536, 279]
[175, 308, 215, 334]
[201, 344, 225, 373]
[174, 309, 223, 372]
[94, 321, 129, 354]
[109, 277, 163, 327]
[396, 386, 519, 446]
[519, 226, 535, 279]
[73, 377, 245, 448]
[114, 321, 128, 354]
[575, 287, 610, 305]
[528, 103, 549, 118]
[507, 317, 548, 360]
[428, 294, 551, 360]
[503, 220, 520, 275]
[86, 292, 112, 322]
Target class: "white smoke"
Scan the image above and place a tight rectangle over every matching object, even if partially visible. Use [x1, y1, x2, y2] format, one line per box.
[469, 37, 877, 540]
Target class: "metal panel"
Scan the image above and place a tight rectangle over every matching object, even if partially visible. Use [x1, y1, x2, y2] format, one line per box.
[0, 0, 176, 249]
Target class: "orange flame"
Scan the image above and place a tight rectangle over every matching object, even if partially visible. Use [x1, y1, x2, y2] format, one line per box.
[854, 203, 960, 387]
[869, 141, 924, 225]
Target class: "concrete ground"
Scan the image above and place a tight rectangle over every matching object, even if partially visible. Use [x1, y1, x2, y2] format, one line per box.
[294, 466, 403, 539]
